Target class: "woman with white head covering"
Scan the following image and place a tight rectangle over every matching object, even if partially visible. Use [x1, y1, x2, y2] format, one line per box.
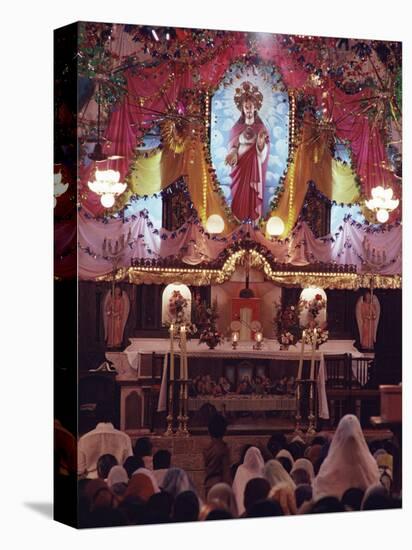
[312, 414, 380, 500]
[264, 459, 296, 491]
[276, 449, 295, 465]
[232, 446, 264, 515]
[207, 482, 238, 518]
[291, 458, 315, 483]
[107, 465, 129, 497]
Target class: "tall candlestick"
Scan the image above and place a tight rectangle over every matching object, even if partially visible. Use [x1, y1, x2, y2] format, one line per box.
[169, 324, 175, 381]
[310, 328, 317, 380]
[297, 330, 305, 380]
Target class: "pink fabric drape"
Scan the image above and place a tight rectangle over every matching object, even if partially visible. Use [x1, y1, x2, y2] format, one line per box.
[78, 211, 401, 279]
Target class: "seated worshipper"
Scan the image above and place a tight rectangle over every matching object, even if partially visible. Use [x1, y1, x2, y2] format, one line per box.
[124, 472, 156, 503]
[153, 449, 172, 487]
[269, 482, 297, 515]
[267, 433, 287, 458]
[243, 478, 271, 516]
[107, 465, 129, 497]
[131, 465, 160, 493]
[312, 414, 380, 501]
[246, 499, 283, 518]
[341, 487, 365, 511]
[162, 467, 199, 502]
[295, 484, 313, 510]
[97, 454, 118, 481]
[291, 458, 315, 486]
[203, 414, 232, 497]
[133, 437, 153, 470]
[264, 459, 296, 492]
[172, 490, 200, 522]
[291, 468, 311, 487]
[204, 508, 233, 521]
[207, 482, 238, 518]
[373, 449, 393, 493]
[123, 456, 144, 479]
[84, 479, 116, 517]
[232, 446, 265, 515]
[146, 491, 173, 524]
[310, 496, 345, 514]
[78, 405, 133, 478]
[361, 484, 394, 511]
[287, 440, 305, 460]
[276, 449, 295, 473]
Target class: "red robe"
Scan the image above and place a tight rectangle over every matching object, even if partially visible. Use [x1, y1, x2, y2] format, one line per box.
[228, 119, 269, 220]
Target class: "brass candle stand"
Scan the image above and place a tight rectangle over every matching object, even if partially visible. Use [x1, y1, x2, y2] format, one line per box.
[176, 379, 190, 437]
[164, 379, 175, 437]
[307, 379, 317, 435]
[294, 380, 304, 435]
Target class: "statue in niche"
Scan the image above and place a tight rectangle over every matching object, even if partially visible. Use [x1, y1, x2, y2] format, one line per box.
[355, 290, 380, 350]
[225, 81, 269, 221]
[103, 287, 130, 349]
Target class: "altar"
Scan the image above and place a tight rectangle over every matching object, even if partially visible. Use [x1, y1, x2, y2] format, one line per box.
[106, 338, 373, 433]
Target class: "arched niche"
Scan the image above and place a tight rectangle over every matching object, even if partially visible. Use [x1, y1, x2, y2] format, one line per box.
[161, 283, 192, 325]
[299, 287, 327, 328]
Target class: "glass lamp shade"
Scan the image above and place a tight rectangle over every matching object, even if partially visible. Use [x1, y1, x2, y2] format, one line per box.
[205, 214, 225, 234]
[266, 216, 285, 236]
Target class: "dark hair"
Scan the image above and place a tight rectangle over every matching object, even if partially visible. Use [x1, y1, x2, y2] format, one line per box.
[361, 486, 393, 511]
[153, 449, 171, 470]
[146, 492, 173, 524]
[87, 507, 127, 528]
[291, 468, 311, 486]
[205, 508, 233, 521]
[208, 413, 227, 439]
[133, 437, 153, 458]
[267, 433, 287, 457]
[244, 478, 271, 512]
[295, 484, 313, 509]
[341, 488, 365, 511]
[97, 454, 118, 479]
[123, 455, 144, 479]
[246, 499, 284, 518]
[277, 456, 292, 474]
[95, 402, 113, 424]
[287, 441, 305, 461]
[311, 496, 345, 514]
[118, 495, 147, 525]
[313, 442, 331, 476]
[172, 491, 200, 522]
[311, 436, 328, 447]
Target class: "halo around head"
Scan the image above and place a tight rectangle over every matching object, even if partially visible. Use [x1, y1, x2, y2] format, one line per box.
[234, 81, 263, 111]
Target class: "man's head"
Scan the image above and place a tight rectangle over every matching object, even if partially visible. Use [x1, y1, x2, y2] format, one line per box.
[97, 454, 118, 480]
[153, 449, 171, 470]
[208, 413, 227, 439]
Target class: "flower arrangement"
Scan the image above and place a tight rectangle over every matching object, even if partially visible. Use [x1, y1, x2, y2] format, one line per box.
[304, 327, 329, 348]
[300, 293, 326, 322]
[274, 303, 300, 346]
[198, 300, 223, 349]
[166, 290, 197, 336]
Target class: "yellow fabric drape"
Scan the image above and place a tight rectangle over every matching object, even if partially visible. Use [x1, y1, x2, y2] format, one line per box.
[128, 150, 163, 195]
[269, 112, 333, 236]
[331, 160, 360, 204]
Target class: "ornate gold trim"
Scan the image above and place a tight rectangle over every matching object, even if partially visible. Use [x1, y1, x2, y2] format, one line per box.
[94, 248, 401, 289]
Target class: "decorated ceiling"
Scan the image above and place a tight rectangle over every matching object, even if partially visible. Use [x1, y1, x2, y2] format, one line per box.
[54, 23, 402, 285]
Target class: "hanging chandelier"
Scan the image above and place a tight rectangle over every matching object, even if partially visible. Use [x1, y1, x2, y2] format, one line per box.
[88, 169, 127, 208]
[54, 172, 69, 207]
[365, 186, 399, 223]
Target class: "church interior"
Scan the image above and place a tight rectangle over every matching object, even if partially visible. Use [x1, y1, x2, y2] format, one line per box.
[53, 22, 402, 527]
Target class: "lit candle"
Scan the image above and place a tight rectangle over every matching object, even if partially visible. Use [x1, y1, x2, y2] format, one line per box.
[256, 332, 263, 343]
[232, 331, 239, 343]
[180, 325, 188, 399]
[297, 330, 305, 380]
[169, 324, 174, 381]
[310, 328, 317, 380]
